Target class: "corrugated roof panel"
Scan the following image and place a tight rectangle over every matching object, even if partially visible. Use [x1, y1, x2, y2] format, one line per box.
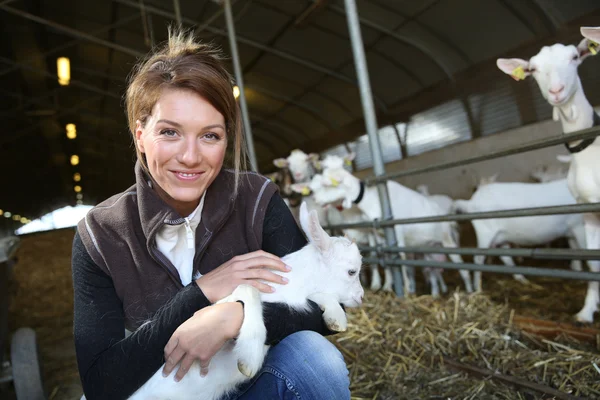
[405, 99, 471, 155]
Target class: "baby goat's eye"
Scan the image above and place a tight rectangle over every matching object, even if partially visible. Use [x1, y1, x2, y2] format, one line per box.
[348, 269, 357, 276]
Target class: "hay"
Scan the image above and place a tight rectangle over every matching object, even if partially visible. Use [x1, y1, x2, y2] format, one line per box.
[333, 290, 600, 399]
[7, 228, 600, 400]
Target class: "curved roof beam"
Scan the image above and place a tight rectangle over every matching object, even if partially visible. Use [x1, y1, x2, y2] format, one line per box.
[367, 0, 471, 65]
[113, 0, 389, 112]
[528, 0, 559, 34]
[323, 2, 456, 80]
[308, 22, 426, 88]
[246, 84, 334, 130]
[497, 0, 538, 37]
[249, 112, 309, 144]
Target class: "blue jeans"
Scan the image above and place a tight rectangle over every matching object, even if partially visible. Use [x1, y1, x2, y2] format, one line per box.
[225, 331, 350, 400]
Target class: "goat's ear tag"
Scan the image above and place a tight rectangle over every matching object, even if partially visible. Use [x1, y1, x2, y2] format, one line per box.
[330, 178, 340, 187]
[511, 66, 526, 81]
[344, 159, 352, 166]
[589, 40, 599, 56]
[301, 187, 311, 196]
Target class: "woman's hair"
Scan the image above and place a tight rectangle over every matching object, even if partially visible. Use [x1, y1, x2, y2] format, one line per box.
[125, 27, 246, 195]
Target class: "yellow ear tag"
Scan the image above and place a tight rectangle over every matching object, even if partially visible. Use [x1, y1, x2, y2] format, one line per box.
[301, 187, 311, 196]
[344, 159, 352, 166]
[330, 178, 340, 187]
[589, 40, 599, 56]
[511, 66, 526, 81]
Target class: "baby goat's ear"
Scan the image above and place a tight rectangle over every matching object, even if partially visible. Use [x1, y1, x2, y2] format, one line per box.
[299, 202, 331, 253]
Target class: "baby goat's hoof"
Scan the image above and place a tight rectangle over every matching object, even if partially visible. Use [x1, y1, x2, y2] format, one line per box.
[237, 360, 255, 378]
[324, 316, 347, 332]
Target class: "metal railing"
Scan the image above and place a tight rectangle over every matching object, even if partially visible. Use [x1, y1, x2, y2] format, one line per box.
[359, 246, 600, 261]
[324, 125, 600, 286]
[324, 202, 600, 230]
[362, 257, 600, 282]
[365, 124, 600, 184]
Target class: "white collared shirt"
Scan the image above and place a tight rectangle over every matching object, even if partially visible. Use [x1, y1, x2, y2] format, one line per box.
[155, 195, 205, 286]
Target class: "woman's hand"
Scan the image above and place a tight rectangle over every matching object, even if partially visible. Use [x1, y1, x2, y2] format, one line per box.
[162, 302, 243, 381]
[196, 250, 291, 303]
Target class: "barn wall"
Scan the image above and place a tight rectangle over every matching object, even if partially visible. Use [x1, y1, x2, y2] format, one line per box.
[353, 110, 599, 199]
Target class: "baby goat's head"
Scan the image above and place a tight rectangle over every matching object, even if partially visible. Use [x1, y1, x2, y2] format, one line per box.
[298, 202, 364, 307]
[496, 36, 597, 107]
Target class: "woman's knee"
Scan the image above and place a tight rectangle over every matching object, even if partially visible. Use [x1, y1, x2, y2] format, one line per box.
[264, 331, 350, 398]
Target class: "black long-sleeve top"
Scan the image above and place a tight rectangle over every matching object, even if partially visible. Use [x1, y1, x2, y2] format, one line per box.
[72, 193, 334, 400]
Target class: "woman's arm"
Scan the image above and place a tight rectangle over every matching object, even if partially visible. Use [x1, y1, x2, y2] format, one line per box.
[260, 193, 337, 345]
[71, 232, 211, 400]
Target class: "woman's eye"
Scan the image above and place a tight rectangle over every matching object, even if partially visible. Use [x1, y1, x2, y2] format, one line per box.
[160, 129, 177, 137]
[203, 132, 220, 141]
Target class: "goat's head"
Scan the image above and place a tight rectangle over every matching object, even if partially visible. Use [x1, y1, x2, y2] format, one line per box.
[298, 201, 364, 306]
[293, 167, 359, 210]
[318, 153, 356, 171]
[273, 149, 320, 183]
[496, 37, 597, 107]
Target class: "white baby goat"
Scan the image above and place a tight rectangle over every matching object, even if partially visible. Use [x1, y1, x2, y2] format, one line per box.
[128, 202, 364, 400]
[497, 31, 600, 322]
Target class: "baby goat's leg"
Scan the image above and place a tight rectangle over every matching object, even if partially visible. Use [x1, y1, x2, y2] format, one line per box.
[217, 284, 268, 378]
[307, 293, 348, 332]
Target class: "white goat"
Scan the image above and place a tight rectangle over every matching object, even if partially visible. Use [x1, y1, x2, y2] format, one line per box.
[128, 202, 364, 400]
[454, 179, 586, 292]
[416, 184, 454, 214]
[298, 167, 474, 296]
[497, 31, 600, 322]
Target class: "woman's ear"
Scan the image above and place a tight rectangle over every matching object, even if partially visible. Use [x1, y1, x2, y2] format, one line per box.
[135, 120, 145, 153]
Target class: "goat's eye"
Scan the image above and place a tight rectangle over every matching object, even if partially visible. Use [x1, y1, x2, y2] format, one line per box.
[572, 54, 578, 61]
[348, 269, 357, 276]
[529, 67, 536, 73]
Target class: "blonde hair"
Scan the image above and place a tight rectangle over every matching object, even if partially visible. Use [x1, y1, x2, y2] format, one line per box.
[125, 28, 247, 195]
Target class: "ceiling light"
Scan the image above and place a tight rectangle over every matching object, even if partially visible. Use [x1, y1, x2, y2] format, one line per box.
[20, 217, 27, 224]
[233, 85, 240, 99]
[57, 57, 70, 86]
[76, 193, 83, 200]
[74, 185, 82, 193]
[70, 155, 79, 166]
[4, 212, 11, 218]
[73, 172, 81, 182]
[66, 123, 77, 139]
[0, 209, 3, 216]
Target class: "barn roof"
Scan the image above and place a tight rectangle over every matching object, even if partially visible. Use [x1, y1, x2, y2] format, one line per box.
[1, 0, 599, 225]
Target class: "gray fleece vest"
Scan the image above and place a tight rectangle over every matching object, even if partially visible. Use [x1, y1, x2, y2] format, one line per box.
[77, 162, 277, 331]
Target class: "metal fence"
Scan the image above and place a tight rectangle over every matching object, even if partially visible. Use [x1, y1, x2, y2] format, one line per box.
[323, 124, 600, 295]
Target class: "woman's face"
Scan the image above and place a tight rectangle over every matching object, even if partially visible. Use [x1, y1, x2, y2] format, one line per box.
[136, 88, 227, 216]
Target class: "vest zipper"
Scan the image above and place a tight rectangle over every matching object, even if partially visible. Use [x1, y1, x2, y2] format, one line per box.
[184, 218, 195, 250]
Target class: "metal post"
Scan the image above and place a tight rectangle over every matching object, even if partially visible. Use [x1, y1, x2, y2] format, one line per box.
[173, 0, 182, 28]
[343, 0, 405, 296]
[222, 0, 258, 172]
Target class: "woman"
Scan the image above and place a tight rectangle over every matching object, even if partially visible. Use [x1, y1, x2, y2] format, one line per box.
[72, 30, 350, 400]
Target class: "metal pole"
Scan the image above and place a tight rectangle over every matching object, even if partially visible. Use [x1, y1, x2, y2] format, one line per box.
[367, 125, 600, 184]
[363, 257, 600, 282]
[173, 0, 182, 27]
[324, 202, 600, 229]
[359, 245, 600, 260]
[343, 0, 405, 296]
[222, 0, 258, 172]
